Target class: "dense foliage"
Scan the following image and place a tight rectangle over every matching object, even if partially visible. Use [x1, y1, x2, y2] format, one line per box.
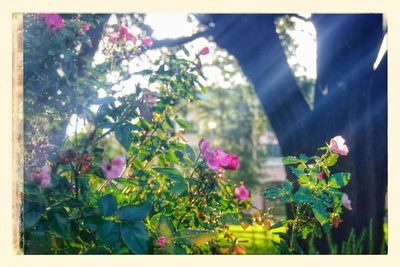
[23, 14, 252, 254]
[263, 136, 352, 254]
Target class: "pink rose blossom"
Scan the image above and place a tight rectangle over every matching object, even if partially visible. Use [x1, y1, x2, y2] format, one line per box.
[101, 156, 125, 181]
[41, 14, 64, 31]
[142, 36, 153, 47]
[199, 139, 211, 156]
[199, 47, 210, 55]
[108, 33, 119, 44]
[118, 26, 129, 35]
[35, 164, 52, 188]
[199, 139, 240, 171]
[156, 236, 167, 248]
[316, 171, 324, 180]
[329, 135, 349, 156]
[224, 153, 240, 171]
[126, 33, 136, 42]
[341, 193, 353, 211]
[235, 185, 250, 200]
[82, 22, 91, 32]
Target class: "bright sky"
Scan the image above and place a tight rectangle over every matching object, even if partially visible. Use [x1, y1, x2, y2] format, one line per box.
[144, 14, 199, 39]
[66, 14, 317, 137]
[285, 16, 317, 80]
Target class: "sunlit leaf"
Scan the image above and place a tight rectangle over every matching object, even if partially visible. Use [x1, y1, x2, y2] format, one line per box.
[174, 229, 217, 246]
[171, 180, 187, 197]
[158, 215, 174, 239]
[282, 156, 301, 165]
[324, 153, 339, 167]
[328, 172, 351, 188]
[152, 167, 184, 181]
[176, 119, 191, 129]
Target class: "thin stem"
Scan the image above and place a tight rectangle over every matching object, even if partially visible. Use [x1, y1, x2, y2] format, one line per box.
[70, 162, 79, 198]
[290, 203, 297, 252]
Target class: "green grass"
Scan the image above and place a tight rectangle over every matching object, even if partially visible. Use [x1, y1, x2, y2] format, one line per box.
[228, 225, 286, 254]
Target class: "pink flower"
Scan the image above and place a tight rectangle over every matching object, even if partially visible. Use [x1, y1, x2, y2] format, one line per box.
[199, 47, 210, 55]
[36, 164, 52, 188]
[199, 139, 211, 156]
[82, 22, 91, 32]
[118, 26, 129, 35]
[101, 156, 125, 181]
[156, 236, 167, 248]
[341, 193, 352, 211]
[329, 135, 349, 156]
[225, 153, 240, 171]
[126, 33, 136, 42]
[235, 185, 250, 200]
[142, 36, 153, 47]
[316, 171, 324, 180]
[199, 139, 219, 170]
[199, 139, 240, 171]
[41, 14, 64, 31]
[117, 26, 136, 42]
[108, 33, 119, 44]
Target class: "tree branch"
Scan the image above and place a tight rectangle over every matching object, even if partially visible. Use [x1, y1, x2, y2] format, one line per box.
[151, 29, 212, 49]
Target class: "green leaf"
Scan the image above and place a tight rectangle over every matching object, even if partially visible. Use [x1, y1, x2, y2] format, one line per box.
[134, 69, 153, 75]
[120, 222, 149, 254]
[115, 124, 134, 150]
[24, 210, 43, 229]
[85, 246, 112, 254]
[153, 167, 184, 181]
[165, 244, 187, 254]
[48, 209, 72, 240]
[83, 216, 102, 232]
[299, 153, 309, 162]
[293, 187, 315, 204]
[181, 45, 190, 57]
[185, 144, 196, 162]
[282, 156, 301, 165]
[219, 213, 241, 225]
[98, 194, 118, 217]
[171, 180, 187, 197]
[263, 187, 281, 199]
[117, 202, 152, 222]
[98, 220, 120, 249]
[328, 172, 351, 188]
[289, 166, 308, 182]
[312, 201, 328, 225]
[158, 215, 174, 239]
[324, 153, 339, 167]
[200, 84, 207, 94]
[65, 198, 84, 208]
[176, 119, 192, 129]
[24, 202, 44, 229]
[174, 229, 217, 246]
[270, 220, 290, 230]
[283, 181, 293, 193]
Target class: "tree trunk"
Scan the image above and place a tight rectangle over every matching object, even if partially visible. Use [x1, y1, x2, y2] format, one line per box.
[312, 14, 387, 253]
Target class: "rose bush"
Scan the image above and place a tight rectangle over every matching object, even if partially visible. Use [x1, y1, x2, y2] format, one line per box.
[22, 14, 253, 255]
[263, 135, 352, 254]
